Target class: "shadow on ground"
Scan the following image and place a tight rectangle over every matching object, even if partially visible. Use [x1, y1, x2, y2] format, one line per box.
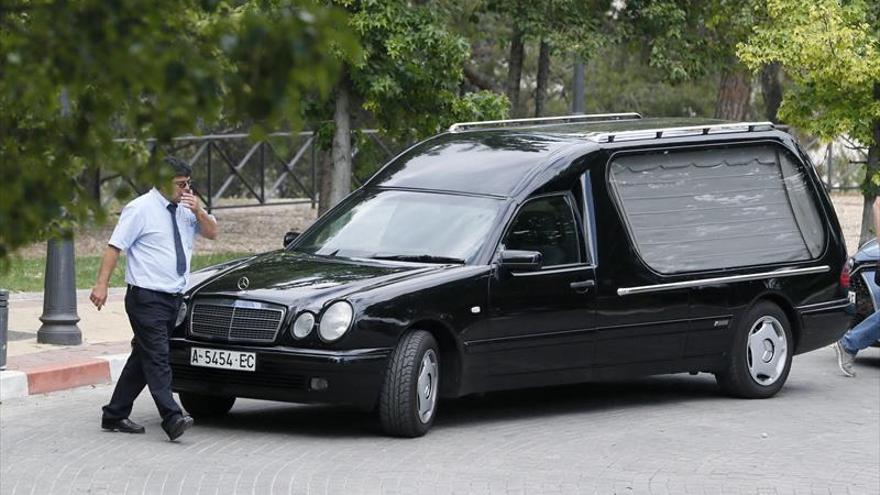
[192, 373, 729, 438]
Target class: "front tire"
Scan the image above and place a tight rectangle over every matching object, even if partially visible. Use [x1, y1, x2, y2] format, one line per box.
[179, 392, 236, 418]
[378, 330, 440, 437]
[716, 301, 793, 399]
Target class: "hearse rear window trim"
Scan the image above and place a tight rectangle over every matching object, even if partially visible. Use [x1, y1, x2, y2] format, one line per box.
[606, 141, 828, 275]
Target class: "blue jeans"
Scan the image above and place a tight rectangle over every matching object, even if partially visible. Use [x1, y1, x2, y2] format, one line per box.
[841, 310, 880, 355]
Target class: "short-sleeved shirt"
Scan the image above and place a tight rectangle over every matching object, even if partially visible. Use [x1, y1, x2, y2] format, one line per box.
[109, 188, 204, 294]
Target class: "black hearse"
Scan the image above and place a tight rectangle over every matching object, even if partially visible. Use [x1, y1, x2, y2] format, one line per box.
[170, 114, 852, 437]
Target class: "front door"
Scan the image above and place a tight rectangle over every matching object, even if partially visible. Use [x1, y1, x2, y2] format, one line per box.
[487, 193, 596, 385]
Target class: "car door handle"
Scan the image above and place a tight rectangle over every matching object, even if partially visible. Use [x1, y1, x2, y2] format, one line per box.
[570, 280, 596, 293]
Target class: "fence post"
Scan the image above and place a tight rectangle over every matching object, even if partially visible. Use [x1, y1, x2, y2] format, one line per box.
[206, 141, 213, 213]
[311, 134, 317, 209]
[260, 142, 266, 204]
[826, 142, 833, 188]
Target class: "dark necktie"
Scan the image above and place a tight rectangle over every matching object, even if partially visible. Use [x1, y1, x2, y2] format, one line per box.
[166, 203, 186, 275]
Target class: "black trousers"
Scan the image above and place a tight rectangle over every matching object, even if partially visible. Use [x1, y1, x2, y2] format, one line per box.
[102, 285, 183, 422]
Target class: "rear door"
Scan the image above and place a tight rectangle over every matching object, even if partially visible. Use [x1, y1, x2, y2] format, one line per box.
[591, 154, 693, 374]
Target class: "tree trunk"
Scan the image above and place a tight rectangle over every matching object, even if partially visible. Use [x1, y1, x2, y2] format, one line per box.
[506, 26, 524, 118]
[858, 82, 880, 246]
[464, 64, 495, 92]
[760, 62, 783, 123]
[714, 63, 752, 121]
[534, 40, 550, 118]
[329, 70, 352, 211]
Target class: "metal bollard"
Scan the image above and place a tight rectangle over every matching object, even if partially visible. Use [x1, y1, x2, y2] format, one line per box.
[37, 238, 82, 345]
[0, 289, 8, 369]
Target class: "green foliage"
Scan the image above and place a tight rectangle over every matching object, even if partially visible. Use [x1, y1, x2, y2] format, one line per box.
[622, 0, 760, 82]
[334, 0, 507, 141]
[737, 0, 880, 144]
[0, 0, 360, 261]
[582, 46, 718, 117]
[486, 0, 613, 59]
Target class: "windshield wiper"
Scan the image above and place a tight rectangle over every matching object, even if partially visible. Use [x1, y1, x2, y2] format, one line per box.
[371, 254, 465, 264]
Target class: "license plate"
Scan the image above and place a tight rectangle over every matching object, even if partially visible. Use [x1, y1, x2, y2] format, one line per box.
[848, 290, 856, 305]
[190, 347, 256, 372]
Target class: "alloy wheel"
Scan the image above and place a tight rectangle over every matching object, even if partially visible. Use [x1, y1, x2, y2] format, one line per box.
[746, 316, 788, 386]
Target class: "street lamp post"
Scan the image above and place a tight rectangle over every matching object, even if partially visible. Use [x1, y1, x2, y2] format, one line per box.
[572, 60, 585, 114]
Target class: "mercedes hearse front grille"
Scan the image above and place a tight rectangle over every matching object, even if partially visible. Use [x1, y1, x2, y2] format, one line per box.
[189, 300, 285, 343]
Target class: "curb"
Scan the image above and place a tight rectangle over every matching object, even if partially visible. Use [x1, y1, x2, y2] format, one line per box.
[1, 353, 128, 401]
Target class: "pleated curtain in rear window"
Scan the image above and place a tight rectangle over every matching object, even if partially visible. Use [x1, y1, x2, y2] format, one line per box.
[609, 144, 825, 273]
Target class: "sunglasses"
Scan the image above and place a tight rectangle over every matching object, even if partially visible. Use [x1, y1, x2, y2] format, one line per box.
[173, 179, 192, 189]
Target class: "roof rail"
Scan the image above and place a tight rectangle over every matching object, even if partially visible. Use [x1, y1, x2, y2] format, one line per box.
[590, 121, 775, 143]
[448, 112, 642, 133]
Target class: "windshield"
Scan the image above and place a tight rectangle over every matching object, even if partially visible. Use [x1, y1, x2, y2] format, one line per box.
[293, 189, 504, 262]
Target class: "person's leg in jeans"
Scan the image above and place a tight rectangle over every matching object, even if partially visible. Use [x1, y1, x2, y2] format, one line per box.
[835, 309, 880, 376]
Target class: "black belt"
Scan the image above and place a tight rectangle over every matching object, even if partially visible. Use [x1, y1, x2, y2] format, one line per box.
[127, 284, 183, 298]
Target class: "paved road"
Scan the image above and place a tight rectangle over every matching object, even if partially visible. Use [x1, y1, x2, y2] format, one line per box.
[2, 347, 878, 495]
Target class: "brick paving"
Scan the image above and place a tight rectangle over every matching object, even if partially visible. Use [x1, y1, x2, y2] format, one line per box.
[1, 348, 878, 495]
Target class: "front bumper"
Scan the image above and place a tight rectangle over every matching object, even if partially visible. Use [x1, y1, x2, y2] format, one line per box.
[169, 338, 392, 408]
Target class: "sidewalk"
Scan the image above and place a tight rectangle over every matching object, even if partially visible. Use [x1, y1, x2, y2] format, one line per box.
[1, 288, 134, 400]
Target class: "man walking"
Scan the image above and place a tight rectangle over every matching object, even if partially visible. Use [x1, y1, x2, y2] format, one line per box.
[90, 157, 218, 440]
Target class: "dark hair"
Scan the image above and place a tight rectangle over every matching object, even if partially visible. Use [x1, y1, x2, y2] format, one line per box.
[163, 156, 192, 178]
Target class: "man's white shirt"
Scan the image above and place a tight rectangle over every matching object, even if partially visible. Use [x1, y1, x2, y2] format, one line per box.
[109, 188, 207, 294]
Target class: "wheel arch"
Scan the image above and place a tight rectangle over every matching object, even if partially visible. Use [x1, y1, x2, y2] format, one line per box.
[750, 292, 801, 350]
[405, 319, 464, 399]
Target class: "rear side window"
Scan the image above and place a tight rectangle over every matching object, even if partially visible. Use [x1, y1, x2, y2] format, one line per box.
[609, 144, 825, 273]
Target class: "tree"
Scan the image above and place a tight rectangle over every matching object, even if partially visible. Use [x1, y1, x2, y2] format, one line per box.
[485, 0, 611, 118]
[0, 0, 360, 262]
[737, 0, 880, 243]
[621, 0, 761, 120]
[316, 0, 508, 212]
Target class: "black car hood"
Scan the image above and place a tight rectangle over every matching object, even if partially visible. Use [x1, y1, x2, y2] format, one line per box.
[191, 250, 444, 307]
[853, 239, 879, 265]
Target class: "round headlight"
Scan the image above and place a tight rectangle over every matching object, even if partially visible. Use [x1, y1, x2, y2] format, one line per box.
[291, 312, 315, 339]
[318, 301, 353, 342]
[175, 301, 188, 327]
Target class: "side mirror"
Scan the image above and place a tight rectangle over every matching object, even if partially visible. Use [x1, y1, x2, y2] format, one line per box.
[499, 250, 543, 272]
[283, 231, 301, 248]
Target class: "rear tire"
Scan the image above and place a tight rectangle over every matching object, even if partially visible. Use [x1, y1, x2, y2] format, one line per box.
[715, 301, 793, 399]
[378, 330, 440, 437]
[179, 392, 236, 418]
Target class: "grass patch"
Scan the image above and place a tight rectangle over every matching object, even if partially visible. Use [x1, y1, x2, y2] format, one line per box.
[0, 252, 251, 293]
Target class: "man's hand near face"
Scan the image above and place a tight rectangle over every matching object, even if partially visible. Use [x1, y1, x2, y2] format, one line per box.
[181, 191, 219, 240]
[179, 192, 199, 213]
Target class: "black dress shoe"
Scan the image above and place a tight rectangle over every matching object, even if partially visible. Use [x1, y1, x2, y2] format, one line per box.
[101, 417, 146, 434]
[161, 415, 194, 441]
